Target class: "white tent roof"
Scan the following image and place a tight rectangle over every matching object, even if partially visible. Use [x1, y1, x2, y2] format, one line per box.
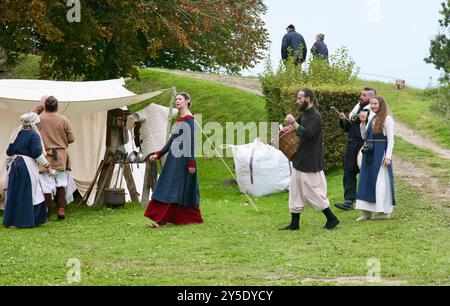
[0, 78, 170, 205]
[0, 78, 166, 114]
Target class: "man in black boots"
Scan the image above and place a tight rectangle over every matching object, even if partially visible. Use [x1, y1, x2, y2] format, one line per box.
[334, 87, 376, 211]
[282, 88, 340, 231]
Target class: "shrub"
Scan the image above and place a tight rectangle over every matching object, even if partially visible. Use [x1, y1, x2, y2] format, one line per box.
[282, 85, 361, 170]
[260, 46, 362, 169]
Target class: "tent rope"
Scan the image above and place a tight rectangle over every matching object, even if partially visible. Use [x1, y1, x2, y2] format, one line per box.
[194, 119, 260, 212]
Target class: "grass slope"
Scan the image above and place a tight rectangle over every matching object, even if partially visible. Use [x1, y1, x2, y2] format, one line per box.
[355, 80, 450, 149]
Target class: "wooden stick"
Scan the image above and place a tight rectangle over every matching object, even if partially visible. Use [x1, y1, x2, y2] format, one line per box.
[76, 158, 106, 208]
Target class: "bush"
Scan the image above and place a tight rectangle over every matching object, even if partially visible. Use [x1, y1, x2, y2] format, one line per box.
[282, 85, 361, 170]
[260, 47, 362, 170]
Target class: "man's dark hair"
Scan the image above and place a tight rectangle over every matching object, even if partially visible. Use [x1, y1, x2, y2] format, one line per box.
[300, 88, 319, 107]
[45, 96, 58, 112]
[363, 87, 377, 95]
[286, 24, 295, 31]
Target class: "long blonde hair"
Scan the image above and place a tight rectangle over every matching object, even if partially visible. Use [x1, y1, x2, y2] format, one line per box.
[371, 96, 389, 134]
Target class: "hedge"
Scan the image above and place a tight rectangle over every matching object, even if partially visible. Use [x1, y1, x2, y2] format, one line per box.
[264, 83, 362, 170]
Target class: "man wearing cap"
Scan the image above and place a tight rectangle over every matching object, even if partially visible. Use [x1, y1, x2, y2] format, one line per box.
[281, 24, 307, 65]
[311, 33, 329, 62]
[35, 96, 75, 220]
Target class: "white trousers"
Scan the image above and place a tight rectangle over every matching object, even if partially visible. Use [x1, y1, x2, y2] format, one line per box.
[289, 169, 330, 213]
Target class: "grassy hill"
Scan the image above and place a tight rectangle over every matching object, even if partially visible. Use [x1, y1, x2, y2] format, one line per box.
[10, 56, 448, 149]
[1, 62, 450, 285]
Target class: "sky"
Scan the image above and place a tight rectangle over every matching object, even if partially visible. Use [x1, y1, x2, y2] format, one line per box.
[244, 0, 446, 88]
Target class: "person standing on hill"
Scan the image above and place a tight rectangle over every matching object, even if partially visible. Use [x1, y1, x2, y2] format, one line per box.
[281, 24, 307, 65]
[281, 88, 340, 231]
[334, 87, 376, 211]
[311, 33, 329, 62]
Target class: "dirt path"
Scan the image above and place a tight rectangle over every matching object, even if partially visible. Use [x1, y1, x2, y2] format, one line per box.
[394, 119, 450, 160]
[161, 69, 450, 203]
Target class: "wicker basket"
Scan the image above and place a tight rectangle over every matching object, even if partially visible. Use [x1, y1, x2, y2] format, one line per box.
[279, 129, 300, 161]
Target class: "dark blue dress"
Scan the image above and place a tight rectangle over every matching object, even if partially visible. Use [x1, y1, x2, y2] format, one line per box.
[3, 130, 47, 228]
[144, 115, 203, 225]
[357, 118, 396, 205]
[151, 116, 200, 207]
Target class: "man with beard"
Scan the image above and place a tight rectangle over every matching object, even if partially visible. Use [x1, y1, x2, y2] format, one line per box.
[281, 88, 340, 231]
[334, 87, 376, 211]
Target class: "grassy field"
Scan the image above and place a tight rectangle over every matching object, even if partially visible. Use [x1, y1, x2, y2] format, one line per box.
[1, 159, 449, 286]
[3, 63, 449, 286]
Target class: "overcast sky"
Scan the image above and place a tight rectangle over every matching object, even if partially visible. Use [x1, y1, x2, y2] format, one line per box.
[245, 0, 445, 88]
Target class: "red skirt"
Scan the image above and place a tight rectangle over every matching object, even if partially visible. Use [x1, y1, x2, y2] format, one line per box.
[144, 200, 204, 225]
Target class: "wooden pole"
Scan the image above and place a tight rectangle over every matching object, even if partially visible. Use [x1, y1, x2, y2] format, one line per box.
[123, 163, 139, 202]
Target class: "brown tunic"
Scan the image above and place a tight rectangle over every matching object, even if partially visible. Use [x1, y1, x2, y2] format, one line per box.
[38, 112, 75, 171]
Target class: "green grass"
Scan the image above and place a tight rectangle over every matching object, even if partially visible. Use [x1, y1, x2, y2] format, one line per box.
[3, 63, 449, 286]
[126, 69, 267, 125]
[1, 159, 449, 286]
[355, 80, 450, 149]
[394, 136, 450, 185]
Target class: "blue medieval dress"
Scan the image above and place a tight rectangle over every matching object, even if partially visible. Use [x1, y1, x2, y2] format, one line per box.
[3, 130, 47, 228]
[356, 114, 396, 213]
[144, 115, 203, 225]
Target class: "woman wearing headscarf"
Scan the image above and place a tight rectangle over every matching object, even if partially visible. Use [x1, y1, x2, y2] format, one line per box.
[3, 112, 51, 228]
[144, 92, 203, 228]
[356, 96, 396, 220]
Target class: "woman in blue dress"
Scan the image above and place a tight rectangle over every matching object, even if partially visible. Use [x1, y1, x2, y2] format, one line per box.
[3, 113, 51, 228]
[144, 92, 203, 228]
[356, 96, 396, 220]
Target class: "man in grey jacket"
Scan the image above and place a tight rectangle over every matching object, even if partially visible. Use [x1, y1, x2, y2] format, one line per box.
[281, 24, 307, 65]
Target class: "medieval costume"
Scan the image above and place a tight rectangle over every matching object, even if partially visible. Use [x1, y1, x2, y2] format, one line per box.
[335, 102, 372, 210]
[356, 113, 395, 219]
[144, 115, 203, 225]
[38, 111, 75, 220]
[3, 113, 49, 228]
[283, 106, 340, 230]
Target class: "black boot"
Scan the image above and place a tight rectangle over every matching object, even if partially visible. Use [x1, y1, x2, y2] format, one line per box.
[334, 200, 354, 211]
[322, 208, 340, 230]
[56, 187, 66, 220]
[44, 193, 53, 221]
[279, 213, 300, 231]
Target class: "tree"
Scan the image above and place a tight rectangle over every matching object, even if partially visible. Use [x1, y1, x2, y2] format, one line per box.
[0, 0, 269, 81]
[424, 0, 450, 82]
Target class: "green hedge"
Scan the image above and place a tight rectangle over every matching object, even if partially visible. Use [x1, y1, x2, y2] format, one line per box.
[265, 84, 361, 170]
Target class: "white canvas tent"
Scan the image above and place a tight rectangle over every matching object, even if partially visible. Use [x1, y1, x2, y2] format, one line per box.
[0, 78, 170, 206]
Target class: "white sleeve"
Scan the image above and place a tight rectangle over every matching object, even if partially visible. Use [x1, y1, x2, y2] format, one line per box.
[360, 122, 367, 139]
[35, 154, 49, 167]
[385, 116, 395, 160]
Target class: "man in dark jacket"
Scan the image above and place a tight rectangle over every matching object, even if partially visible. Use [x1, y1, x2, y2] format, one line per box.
[334, 87, 376, 211]
[281, 24, 307, 65]
[281, 88, 340, 231]
[311, 33, 329, 62]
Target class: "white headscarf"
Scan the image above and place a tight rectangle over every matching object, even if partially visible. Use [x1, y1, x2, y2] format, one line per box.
[9, 112, 46, 156]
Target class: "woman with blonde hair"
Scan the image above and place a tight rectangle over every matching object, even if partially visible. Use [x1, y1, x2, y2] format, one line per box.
[356, 96, 396, 220]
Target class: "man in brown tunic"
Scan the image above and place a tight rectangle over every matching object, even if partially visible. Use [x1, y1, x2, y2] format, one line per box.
[37, 96, 75, 220]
